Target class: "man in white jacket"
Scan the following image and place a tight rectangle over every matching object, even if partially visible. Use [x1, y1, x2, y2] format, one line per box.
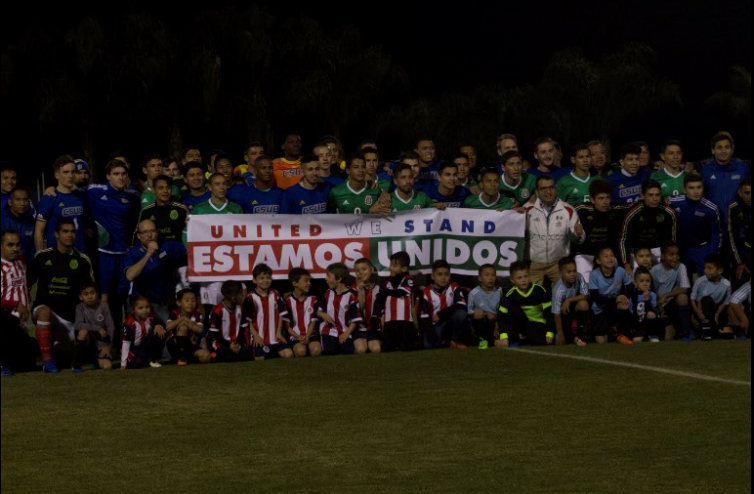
[525, 175, 586, 285]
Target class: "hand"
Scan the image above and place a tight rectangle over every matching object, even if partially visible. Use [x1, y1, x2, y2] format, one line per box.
[616, 295, 629, 306]
[513, 207, 526, 214]
[658, 294, 668, 307]
[321, 314, 335, 326]
[253, 338, 265, 348]
[230, 342, 241, 354]
[643, 291, 651, 300]
[338, 333, 349, 344]
[561, 300, 571, 315]
[486, 312, 497, 321]
[737, 264, 750, 280]
[17, 304, 29, 322]
[555, 333, 566, 346]
[147, 241, 159, 256]
[154, 325, 166, 338]
[368, 203, 391, 214]
[44, 186, 56, 197]
[435, 203, 448, 211]
[301, 336, 310, 345]
[469, 185, 481, 195]
[574, 221, 584, 236]
[378, 191, 391, 205]
[98, 347, 110, 359]
[432, 314, 440, 324]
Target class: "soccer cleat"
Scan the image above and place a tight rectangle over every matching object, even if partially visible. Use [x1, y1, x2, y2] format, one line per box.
[478, 340, 489, 350]
[574, 337, 587, 347]
[42, 359, 60, 373]
[509, 342, 519, 348]
[450, 341, 468, 349]
[1, 366, 12, 377]
[177, 359, 188, 366]
[735, 335, 748, 341]
[149, 361, 162, 368]
[648, 336, 660, 343]
[71, 366, 83, 374]
[616, 334, 634, 346]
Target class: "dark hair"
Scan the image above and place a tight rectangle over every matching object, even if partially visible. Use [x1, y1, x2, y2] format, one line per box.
[704, 253, 725, 270]
[660, 139, 682, 154]
[300, 154, 319, 166]
[661, 241, 679, 253]
[594, 247, 615, 267]
[252, 263, 273, 279]
[558, 256, 577, 269]
[55, 217, 76, 232]
[176, 288, 195, 302]
[183, 161, 206, 176]
[619, 143, 642, 160]
[479, 168, 500, 182]
[394, 163, 414, 177]
[142, 153, 163, 167]
[0, 162, 17, 174]
[128, 294, 150, 310]
[346, 153, 365, 169]
[710, 131, 734, 149]
[390, 251, 411, 269]
[152, 174, 173, 190]
[9, 187, 29, 199]
[289, 267, 311, 284]
[451, 152, 470, 163]
[326, 262, 351, 284]
[509, 261, 529, 276]
[683, 174, 704, 187]
[571, 142, 590, 156]
[354, 258, 380, 285]
[739, 178, 750, 190]
[53, 155, 75, 173]
[207, 172, 226, 185]
[438, 161, 457, 176]
[589, 179, 612, 198]
[182, 147, 202, 160]
[500, 150, 523, 166]
[245, 140, 265, 153]
[641, 179, 661, 194]
[221, 280, 244, 300]
[215, 152, 235, 167]
[533, 137, 554, 152]
[635, 140, 649, 151]
[535, 175, 555, 189]
[107, 150, 130, 165]
[105, 159, 128, 176]
[414, 137, 434, 148]
[634, 266, 652, 280]
[79, 281, 98, 295]
[431, 259, 451, 273]
[361, 147, 379, 158]
[1, 229, 20, 242]
[399, 150, 420, 162]
[479, 263, 496, 275]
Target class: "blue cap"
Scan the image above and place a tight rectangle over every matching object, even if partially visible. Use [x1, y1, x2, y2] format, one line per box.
[74, 159, 89, 172]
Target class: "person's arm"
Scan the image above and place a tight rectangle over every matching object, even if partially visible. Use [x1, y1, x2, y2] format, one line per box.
[690, 298, 705, 321]
[74, 305, 91, 332]
[165, 315, 185, 332]
[567, 207, 586, 244]
[103, 306, 116, 336]
[730, 304, 749, 332]
[125, 242, 158, 281]
[33, 219, 46, 252]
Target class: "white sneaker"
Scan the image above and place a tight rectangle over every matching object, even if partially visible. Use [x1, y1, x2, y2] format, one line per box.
[649, 336, 660, 343]
[149, 361, 162, 368]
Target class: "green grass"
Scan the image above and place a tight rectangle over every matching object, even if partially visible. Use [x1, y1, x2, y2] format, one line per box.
[2, 341, 751, 494]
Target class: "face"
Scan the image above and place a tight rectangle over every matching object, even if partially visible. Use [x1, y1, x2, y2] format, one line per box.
[389, 259, 407, 277]
[510, 269, 530, 291]
[503, 156, 523, 181]
[347, 159, 367, 183]
[598, 249, 616, 269]
[215, 158, 233, 179]
[354, 263, 373, 283]
[439, 166, 458, 191]
[255, 272, 273, 291]
[481, 172, 500, 196]
[1, 170, 17, 193]
[402, 159, 420, 178]
[75, 169, 90, 186]
[9, 190, 30, 216]
[589, 143, 606, 167]
[662, 246, 681, 268]
[415, 140, 435, 164]
[620, 153, 640, 175]
[133, 299, 151, 321]
[1, 233, 21, 261]
[79, 286, 99, 307]
[661, 145, 683, 168]
[499, 138, 518, 155]
[254, 159, 274, 183]
[185, 167, 205, 191]
[635, 273, 652, 292]
[635, 249, 653, 268]
[143, 159, 164, 181]
[395, 169, 415, 194]
[165, 161, 181, 178]
[431, 267, 451, 288]
[178, 292, 197, 314]
[459, 146, 477, 168]
[326, 143, 340, 161]
[293, 275, 312, 294]
[302, 162, 321, 186]
[315, 146, 333, 170]
[136, 221, 157, 247]
[364, 152, 379, 177]
[107, 166, 129, 190]
[154, 180, 172, 204]
[183, 149, 202, 164]
[325, 271, 340, 289]
[683, 181, 704, 201]
[642, 187, 662, 208]
[571, 149, 591, 172]
[704, 263, 722, 281]
[283, 135, 302, 156]
[209, 176, 228, 199]
[245, 146, 264, 165]
[537, 179, 556, 203]
[739, 185, 751, 206]
[479, 267, 497, 288]
[453, 157, 470, 181]
[712, 139, 733, 164]
[592, 192, 611, 213]
[56, 163, 76, 189]
[560, 262, 578, 285]
[55, 223, 77, 249]
[534, 142, 555, 167]
[639, 145, 650, 166]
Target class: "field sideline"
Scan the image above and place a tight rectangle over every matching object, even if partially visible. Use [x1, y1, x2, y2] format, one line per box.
[2, 341, 751, 494]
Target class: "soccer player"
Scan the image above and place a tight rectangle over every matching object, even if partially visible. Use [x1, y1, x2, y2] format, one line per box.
[181, 162, 210, 213]
[650, 139, 687, 198]
[29, 218, 95, 372]
[244, 263, 293, 360]
[528, 137, 569, 182]
[328, 155, 384, 214]
[352, 258, 382, 355]
[669, 174, 721, 276]
[700, 131, 750, 224]
[314, 143, 345, 187]
[651, 242, 692, 341]
[556, 143, 595, 206]
[234, 140, 265, 185]
[417, 260, 469, 349]
[414, 138, 442, 184]
[551, 257, 590, 346]
[207, 280, 253, 362]
[283, 268, 323, 358]
[377, 251, 416, 352]
[272, 132, 303, 190]
[422, 162, 471, 208]
[317, 262, 363, 356]
[140, 154, 181, 209]
[467, 264, 503, 349]
[498, 261, 554, 347]
[120, 295, 167, 369]
[587, 140, 616, 177]
[619, 179, 677, 276]
[726, 281, 750, 339]
[463, 168, 515, 210]
[1, 162, 18, 216]
[453, 153, 478, 193]
[728, 178, 751, 280]
[1, 188, 36, 260]
[73, 283, 114, 372]
[606, 143, 652, 205]
[230, 157, 284, 214]
[390, 164, 436, 212]
[281, 155, 331, 214]
[363, 147, 391, 193]
[73, 159, 91, 190]
[629, 267, 663, 343]
[499, 151, 537, 206]
[588, 247, 634, 345]
[690, 254, 732, 340]
[138, 175, 189, 246]
[166, 289, 212, 366]
[458, 143, 479, 170]
[35, 155, 88, 253]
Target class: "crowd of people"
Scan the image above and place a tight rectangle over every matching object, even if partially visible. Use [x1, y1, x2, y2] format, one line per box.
[0, 130, 750, 375]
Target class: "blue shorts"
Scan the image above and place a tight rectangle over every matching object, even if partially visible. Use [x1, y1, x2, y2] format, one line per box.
[353, 331, 381, 342]
[98, 252, 125, 296]
[683, 244, 714, 277]
[320, 335, 355, 355]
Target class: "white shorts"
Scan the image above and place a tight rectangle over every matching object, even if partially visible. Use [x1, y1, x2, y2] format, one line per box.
[199, 281, 224, 307]
[32, 306, 76, 341]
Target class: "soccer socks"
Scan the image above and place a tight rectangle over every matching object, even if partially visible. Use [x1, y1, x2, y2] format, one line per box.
[675, 304, 692, 339]
[35, 322, 53, 361]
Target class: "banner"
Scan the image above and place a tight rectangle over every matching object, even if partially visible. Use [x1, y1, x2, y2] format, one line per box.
[187, 209, 526, 281]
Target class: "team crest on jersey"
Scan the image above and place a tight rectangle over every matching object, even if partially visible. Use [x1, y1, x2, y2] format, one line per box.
[521, 190, 530, 199]
[96, 314, 104, 322]
[170, 210, 179, 220]
[70, 259, 79, 270]
[414, 205, 421, 210]
[300, 200, 306, 205]
[365, 196, 374, 206]
[656, 215, 665, 223]
[307, 307, 314, 314]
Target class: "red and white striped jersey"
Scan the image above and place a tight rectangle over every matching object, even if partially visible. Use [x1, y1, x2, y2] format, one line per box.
[122, 315, 154, 346]
[284, 294, 319, 337]
[208, 302, 248, 349]
[167, 309, 203, 341]
[319, 288, 363, 337]
[244, 289, 288, 345]
[353, 282, 382, 332]
[384, 274, 414, 323]
[418, 282, 467, 320]
[1, 256, 28, 310]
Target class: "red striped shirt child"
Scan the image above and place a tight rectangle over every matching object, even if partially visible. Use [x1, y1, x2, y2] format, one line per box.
[245, 264, 294, 360]
[318, 263, 363, 356]
[284, 268, 323, 358]
[207, 280, 252, 362]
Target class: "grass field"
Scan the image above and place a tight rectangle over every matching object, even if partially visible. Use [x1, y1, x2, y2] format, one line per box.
[2, 341, 751, 494]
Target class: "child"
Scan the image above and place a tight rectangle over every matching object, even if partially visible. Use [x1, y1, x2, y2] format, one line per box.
[284, 268, 323, 358]
[650, 242, 692, 341]
[467, 264, 503, 349]
[726, 281, 750, 339]
[634, 246, 656, 272]
[166, 289, 212, 366]
[630, 267, 664, 343]
[352, 258, 382, 354]
[551, 257, 590, 347]
[376, 251, 417, 352]
[690, 254, 732, 340]
[73, 283, 114, 371]
[245, 263, 293, 360]
[207, 280, 252, 362]
[498, 261, 554, 347]
[417, 260, 469, 349]
[588, 247, 634, 345]
[121, 295, 167, 369]
[318, 262, 363, 356]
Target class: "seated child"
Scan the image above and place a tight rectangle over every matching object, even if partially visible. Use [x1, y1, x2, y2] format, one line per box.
[207, 280, 253, 362]
[375, 252, 418, 352]
[588, 247, 635, 345]
[73, 283, 114, 371]
[417, 260, 469, 349]
[245, 263, 294, 360]
[166, 289, 211, 365]
[498, 261, 554, 347]
[121, 295, 167, 369]
[467, 264, 503, 349]
[690, 254, 732, 340]
[551, 257, 590, 346]
[629, 267, 664, 343]
[318, 262, 363, 356]
[726, 281, 750, 340]
[284, 268, 323, 358]
[353, 258, 382, 355]
[650, 242, 692, 341]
